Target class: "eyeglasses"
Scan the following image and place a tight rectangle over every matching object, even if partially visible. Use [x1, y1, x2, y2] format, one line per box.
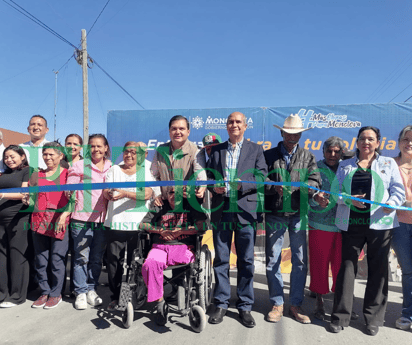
[123, 150, 137, 156]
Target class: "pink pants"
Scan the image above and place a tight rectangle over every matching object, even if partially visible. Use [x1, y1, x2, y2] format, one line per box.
[142, 243, 195, 302]
[308, 227, 342, 295]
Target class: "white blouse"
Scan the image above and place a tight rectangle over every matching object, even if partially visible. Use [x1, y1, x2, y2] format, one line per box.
[104, 160, 159, 231]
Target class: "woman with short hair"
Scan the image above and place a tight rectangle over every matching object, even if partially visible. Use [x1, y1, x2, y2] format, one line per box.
[308, 136, 345, 320]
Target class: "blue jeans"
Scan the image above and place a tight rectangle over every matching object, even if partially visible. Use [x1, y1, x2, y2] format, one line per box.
[213, 204, 256, 311]
[71, 221, 107, 295]
[391, 222, 412, 320]
[32, 231, 69, 297]
[265, 214, 307, 306]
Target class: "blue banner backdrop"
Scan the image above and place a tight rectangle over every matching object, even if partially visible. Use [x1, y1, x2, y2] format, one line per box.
[107, 103, 412, 164]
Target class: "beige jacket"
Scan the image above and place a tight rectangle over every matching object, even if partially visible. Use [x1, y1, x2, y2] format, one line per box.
[151, 140, 207, 199]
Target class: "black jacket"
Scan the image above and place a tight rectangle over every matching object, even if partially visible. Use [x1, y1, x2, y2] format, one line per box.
[264, 142, 321, 217]
[207, 140, 268, 225]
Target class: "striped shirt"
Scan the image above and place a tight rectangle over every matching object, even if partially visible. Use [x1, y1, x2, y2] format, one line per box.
[20, 138, 50, 170]
[225, 138, 244, 197]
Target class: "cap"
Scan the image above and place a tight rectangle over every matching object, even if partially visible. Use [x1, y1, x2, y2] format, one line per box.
[202, 133, 222, 146]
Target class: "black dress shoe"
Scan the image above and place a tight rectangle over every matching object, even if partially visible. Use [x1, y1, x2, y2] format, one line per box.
[365, 324, 379, 336]
[239, 310, 256, 328]
[329, 322, 343, 333]
[350, 311, 359, 320]
[209, 307, 226, 324]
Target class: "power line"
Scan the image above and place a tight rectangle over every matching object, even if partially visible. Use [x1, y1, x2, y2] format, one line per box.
[92, 59, 145, 109]
[366, 49, 412, 103]
[90, 68, 106, 117]
[94, 0, 131, 33]
[56, 54, 75, 73]
[35, 83, 55, 112]
[4, 0, 78, 49]
[373, 59, 412, 102]
[0, 50, 69, 84]
[65, 61, 70, 122]
[44, 0, 76, 31]
[404, 94, 412, 103]
[388, 81, 412, 103]
[78, 0, 112, 49]
[5, 0, 145, 110]
[88, 0, 112, 36]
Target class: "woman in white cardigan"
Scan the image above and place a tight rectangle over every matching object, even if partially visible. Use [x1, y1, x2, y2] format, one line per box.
[329, 126, 405, 336]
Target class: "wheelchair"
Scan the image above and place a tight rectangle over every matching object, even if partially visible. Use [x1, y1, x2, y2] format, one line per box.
[117, 230, 213, 333]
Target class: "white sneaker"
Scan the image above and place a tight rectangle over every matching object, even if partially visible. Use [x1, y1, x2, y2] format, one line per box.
[0, 301, 18, 308]
[396, 316, 412, 330]
[75, 293, 87, 310]
[87, 290, 103, 307]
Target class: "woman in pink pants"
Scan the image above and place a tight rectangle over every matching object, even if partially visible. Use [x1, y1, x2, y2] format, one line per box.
[139, 187, 206, 326]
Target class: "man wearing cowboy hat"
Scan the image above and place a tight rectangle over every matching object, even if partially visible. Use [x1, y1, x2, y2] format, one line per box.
[264, 114, 321, 325]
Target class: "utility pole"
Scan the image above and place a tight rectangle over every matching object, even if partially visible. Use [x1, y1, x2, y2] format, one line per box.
[53, 70, 58, 141]
[81, 29, 89, 145]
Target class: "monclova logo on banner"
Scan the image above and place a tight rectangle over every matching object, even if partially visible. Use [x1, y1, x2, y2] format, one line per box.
[107, 103, 412, 162]
[297, 109, 362, 129]
[191, 109, 360, 131]
[191, 116, 254, 130]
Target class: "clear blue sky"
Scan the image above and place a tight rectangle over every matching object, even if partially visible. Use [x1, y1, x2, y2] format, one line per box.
[1, 0, 411, 141]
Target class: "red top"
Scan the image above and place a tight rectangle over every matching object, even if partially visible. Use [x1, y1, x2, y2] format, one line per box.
[30, 168, 70, 239]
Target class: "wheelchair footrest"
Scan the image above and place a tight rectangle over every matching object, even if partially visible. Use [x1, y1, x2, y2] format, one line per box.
[179, 308, 190, 316]
[117, 282, 132, 312]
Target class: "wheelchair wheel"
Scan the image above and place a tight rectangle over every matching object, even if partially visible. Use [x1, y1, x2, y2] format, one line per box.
[122, 302, 134, 329]
[189, 305, 207, 333]
[198, 245, 213, 312]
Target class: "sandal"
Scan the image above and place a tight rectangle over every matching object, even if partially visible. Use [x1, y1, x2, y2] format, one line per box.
[314, 293, 326, 320]
[155, 301, 169, 326]
[314, 306, 326, 320]
[107, 300, 118, 311]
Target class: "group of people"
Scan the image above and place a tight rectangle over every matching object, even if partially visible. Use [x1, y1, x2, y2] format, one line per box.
[261, 117, 410, 336]
[0, 112, 411, 337]
[203, 113, 408, 335]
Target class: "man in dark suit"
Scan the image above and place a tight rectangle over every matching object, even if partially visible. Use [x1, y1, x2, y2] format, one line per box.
[207, 112, 268, 328]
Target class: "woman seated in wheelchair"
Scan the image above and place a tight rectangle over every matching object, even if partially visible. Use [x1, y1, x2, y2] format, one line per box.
[139, 186, 206, 325]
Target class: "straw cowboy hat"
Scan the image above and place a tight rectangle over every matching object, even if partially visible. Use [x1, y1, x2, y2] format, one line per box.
[273, 114, 311, 134]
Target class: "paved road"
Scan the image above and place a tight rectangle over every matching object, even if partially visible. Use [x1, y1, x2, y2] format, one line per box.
[1, 272, 410, 345]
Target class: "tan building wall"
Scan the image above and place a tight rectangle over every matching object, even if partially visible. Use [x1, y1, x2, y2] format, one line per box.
[0, 128, 30, 146]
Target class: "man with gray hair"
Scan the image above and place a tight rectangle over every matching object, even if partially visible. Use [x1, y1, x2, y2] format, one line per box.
[307, 136, 349, 320]
[0, 130, 4, 173]
[207, 111, 267, 328]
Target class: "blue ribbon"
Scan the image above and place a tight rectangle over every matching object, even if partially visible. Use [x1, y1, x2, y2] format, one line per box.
[0, 179, 410, 211]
